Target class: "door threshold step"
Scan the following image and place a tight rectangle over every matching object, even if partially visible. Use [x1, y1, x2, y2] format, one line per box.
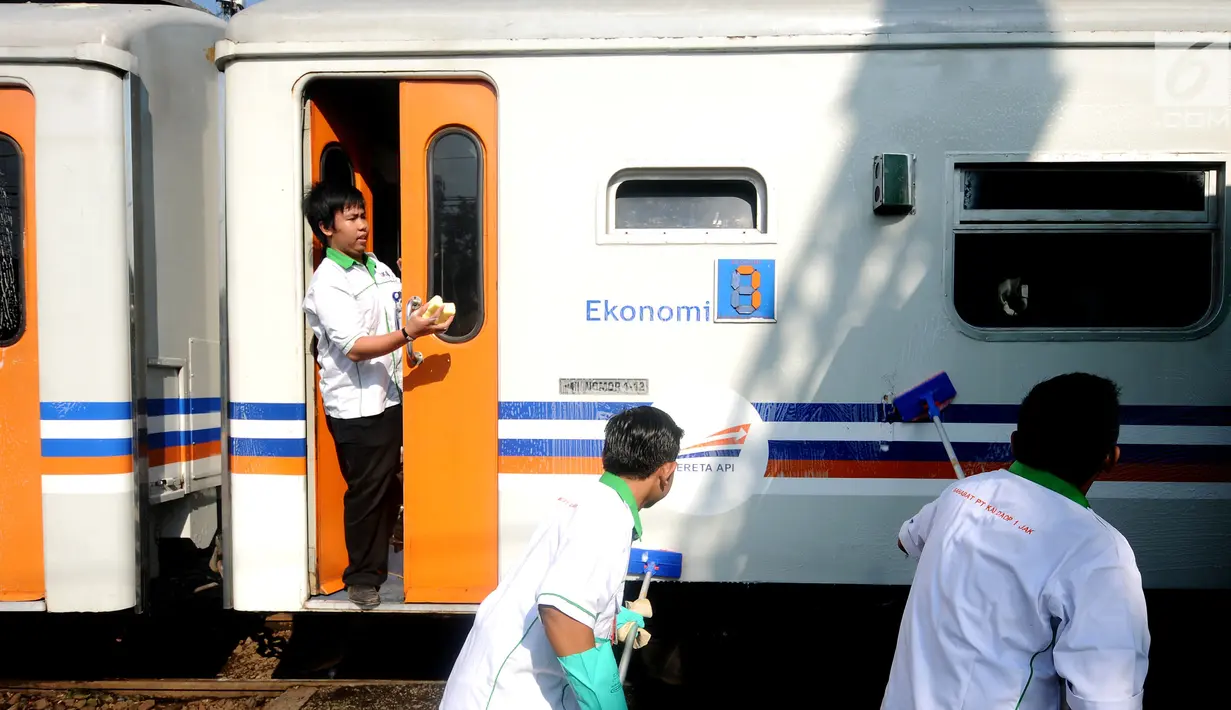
[303, 598, 478, 614]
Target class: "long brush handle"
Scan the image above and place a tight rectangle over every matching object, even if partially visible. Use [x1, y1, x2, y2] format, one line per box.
[932, 415, 966, 479]
[618, 564, 655, 682]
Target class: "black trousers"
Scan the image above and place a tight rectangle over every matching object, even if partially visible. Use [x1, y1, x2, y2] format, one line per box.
[325, 404, 403, 588]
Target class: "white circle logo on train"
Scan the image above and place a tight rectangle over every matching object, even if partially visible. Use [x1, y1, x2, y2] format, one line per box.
[649, 385, 769, 517]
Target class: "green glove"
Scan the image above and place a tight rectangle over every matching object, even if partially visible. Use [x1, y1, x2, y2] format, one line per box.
[617, 606, 645, 632]
[557, 642, 628, 710]
[617, 598, 651, 649]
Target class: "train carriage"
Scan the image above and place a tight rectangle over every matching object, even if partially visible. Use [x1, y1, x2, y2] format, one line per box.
[2, 0, 1225, 633]
[0, 0, 225, 613]
[237, 0, 1224, 613]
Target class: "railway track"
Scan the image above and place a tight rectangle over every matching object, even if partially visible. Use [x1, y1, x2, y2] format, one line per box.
[1, 679, 434, 698]
[0, 679, 447, 710]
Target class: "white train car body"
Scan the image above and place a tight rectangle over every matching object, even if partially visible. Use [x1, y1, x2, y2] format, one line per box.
[216, 0, 1231, 613]
[0, 1, 225, 613]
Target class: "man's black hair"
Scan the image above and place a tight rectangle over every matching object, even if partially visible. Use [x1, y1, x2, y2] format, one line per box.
[602, 406, 685, 480]
[1013, 372, 1121, 487]
[302, 180, 366, 242]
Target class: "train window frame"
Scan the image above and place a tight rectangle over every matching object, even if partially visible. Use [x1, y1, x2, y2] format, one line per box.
[599, 167, 771, 245]
[426, 126, 485, 344]
[0, 131, 25, 348]
[943, 152, 1228, 342]
[319, 143, 355, 188]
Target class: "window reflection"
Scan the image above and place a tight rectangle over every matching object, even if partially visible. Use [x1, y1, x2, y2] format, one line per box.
[428, 130, 483, 342]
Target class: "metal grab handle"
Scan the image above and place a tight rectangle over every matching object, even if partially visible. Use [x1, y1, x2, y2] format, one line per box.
[405, 296, 424, 368]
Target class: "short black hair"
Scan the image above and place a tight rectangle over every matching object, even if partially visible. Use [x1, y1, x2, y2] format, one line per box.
[602, 406, 684, 479]
[302, 180, 365, 242]
[1013, 372, 1121, 487]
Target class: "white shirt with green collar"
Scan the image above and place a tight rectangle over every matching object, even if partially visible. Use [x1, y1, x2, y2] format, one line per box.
[884, 461, 1150, 710]
[303, 247, 403, 420]
[440, 472, 643, 710]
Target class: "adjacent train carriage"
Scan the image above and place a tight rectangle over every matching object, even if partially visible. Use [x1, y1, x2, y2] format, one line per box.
[215, 0, 1230, 614]
[0, 1, 226, 613]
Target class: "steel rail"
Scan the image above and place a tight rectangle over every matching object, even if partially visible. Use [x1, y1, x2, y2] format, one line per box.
[0, 679, 441, 700]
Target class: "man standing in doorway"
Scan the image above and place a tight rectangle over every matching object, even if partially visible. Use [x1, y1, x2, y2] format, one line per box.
[301, 180, 452, 609]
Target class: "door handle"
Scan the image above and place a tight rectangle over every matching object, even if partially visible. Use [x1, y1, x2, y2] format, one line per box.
[405, 296, 424, 368]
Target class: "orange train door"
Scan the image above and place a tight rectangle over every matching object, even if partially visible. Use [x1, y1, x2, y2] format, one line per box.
[306, 92, 377, 596]
[399, 80, 499, 603]
[0, 86, 43, 602]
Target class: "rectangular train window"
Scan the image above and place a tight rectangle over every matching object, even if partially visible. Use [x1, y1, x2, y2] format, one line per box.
[0, 134, 24, 346]
[428, 128, 484, 342]
[604, 168, 768, 243]
[949, 159, 1223, 339]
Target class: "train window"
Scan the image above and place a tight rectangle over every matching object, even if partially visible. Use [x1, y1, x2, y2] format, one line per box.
[959, 164, 1212, 219]
[427, 129, 483, 343]
[319, 143, 354, 188]
[610, 172, 763, 230]
[953, 231, 1216, 330]
[607, 168, 767, 236]
[950, 160, 1224, 338]
[0, 134, 24, 347]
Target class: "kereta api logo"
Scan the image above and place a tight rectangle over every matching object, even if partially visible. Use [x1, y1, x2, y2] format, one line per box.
[679, 424, 751, 459]
[650, 384, 769, 517]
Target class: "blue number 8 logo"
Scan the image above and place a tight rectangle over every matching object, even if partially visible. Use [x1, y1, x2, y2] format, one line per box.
[729, 264, 762, 315]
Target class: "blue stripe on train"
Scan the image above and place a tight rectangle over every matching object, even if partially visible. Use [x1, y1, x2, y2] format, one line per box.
[496, 401, 1231, 427]
[147, 398, 223, 416]
[39, 402, 133, 421]
[229, 437, 307, 457]
[147, 428, 222, 449]
[33, 401, 1231, 427]
[497, 438, 1229, 465]
[39, 399, 224, 420]
[41, 438, 134, 457]
[229, 403, 307, 421]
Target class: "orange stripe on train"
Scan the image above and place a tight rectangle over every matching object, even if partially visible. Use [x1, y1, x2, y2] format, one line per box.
[42, 455, 134, 475]
[230, 455, 306, 476]
[149, 440, 222, 467]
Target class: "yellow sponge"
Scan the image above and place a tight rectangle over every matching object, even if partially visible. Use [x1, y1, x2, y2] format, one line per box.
[423, 295, 443, 320]
[422, 295, 455, 323]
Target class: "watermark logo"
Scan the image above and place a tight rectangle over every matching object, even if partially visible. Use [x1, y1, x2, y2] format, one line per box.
[1154, 33, 1231, 129]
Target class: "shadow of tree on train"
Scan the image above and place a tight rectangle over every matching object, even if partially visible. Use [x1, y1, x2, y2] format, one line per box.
[582, 0, 1199, 707]
[614, 0, 1061, 704]
[611, 0, 1230, 704]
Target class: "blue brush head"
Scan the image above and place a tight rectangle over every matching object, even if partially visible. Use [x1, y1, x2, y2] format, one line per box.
[893, 372, 958, 422]
[627, 548, 683, 579]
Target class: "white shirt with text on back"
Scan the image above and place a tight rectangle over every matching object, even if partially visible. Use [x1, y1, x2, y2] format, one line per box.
[439, 473, 642, 710]
[881, 463, 1150, 710]
[302, 248, 404, 420]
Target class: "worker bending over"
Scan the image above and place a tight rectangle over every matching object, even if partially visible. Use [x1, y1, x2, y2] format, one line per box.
[440, 406, 683, 709]
[881, 372, 1150, 710]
